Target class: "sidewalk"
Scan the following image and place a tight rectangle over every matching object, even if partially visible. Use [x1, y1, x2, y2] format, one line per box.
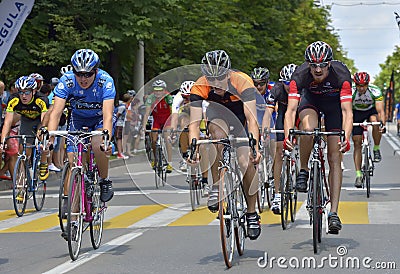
[0, 152, 147, 192]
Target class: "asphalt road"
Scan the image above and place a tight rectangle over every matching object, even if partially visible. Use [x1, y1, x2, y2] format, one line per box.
[0, 123, 399, 273]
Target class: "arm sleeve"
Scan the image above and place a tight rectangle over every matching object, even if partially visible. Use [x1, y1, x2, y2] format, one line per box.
[340, 81, 352, 103]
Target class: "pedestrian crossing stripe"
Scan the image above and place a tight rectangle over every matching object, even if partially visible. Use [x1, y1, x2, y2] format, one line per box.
[0, 201, 398, 233]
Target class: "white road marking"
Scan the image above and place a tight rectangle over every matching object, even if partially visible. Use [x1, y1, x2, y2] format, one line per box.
[42, 231, 143, 274]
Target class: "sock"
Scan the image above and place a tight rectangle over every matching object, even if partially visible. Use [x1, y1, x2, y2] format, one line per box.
[373, 145, 380, 151]
[356, 170, 362, 177]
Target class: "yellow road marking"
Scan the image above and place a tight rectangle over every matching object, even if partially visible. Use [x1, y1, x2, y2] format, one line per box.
[338, 201, 369, 224]
[260, 201, 303, 224]
[168, 206, 217, 226]
[0, 213, 59, 233]
[0, 209, 36, 221]
[104, 204, 167, 229]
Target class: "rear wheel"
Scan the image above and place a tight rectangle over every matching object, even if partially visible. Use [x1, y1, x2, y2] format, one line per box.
[59, 162, 70, 232]
[90, 167, 104, 249]
[33, 160, 46, 211]
[219, 168, 235, 268]
[12, 157, 28, 217]
[67, 168, 83, 261]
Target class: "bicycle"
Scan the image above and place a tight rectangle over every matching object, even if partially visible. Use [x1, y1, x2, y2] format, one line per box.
[353, 121, 380, 198]
[146, 129, 168, 188]
[256, 128, 274, 213]
[49, 129, 109, 261]
[289, 123, 344, 254]
[279, 130, 299, 230]
[189, 134, 256, 268]
[7, 133, 47, 217]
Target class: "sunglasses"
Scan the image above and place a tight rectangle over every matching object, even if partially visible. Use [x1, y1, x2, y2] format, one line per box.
[73, 70, 95, 78]
[356, 84, 368, 87]
[18, 90, 33, 95]
[309, 62, 329, 69]
[282, 80, 291, 86]
[253, 81, 267, 87]
[206, 74, 226, 82]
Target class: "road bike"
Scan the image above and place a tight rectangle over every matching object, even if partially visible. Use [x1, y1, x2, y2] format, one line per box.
[353, 121, 380, 198]
[50, 129, 109, 261]
[279, 131, 299, 230]
[8, 134, 47, 217]
[146, 129, 168, 188]
[256, 128, 275, 213]
[189, 135, 256, 268]
[289, 121, 344, 254]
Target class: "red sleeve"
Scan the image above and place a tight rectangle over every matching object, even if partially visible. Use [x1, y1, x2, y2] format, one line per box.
[340, 81, 352, 103]
[288, 80, 301, 101]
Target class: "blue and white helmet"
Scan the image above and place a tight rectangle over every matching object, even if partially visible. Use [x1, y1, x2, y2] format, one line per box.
[71, 49, 100, 72]
[15, 76, 37, 90]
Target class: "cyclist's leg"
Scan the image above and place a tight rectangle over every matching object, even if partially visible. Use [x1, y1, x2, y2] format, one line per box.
[352, 109, 365, 187]
[368, 111, 382, 161]
[206, 119, 229, 212]
[271, 108, 285, 213]
[296, 106, 318, 191]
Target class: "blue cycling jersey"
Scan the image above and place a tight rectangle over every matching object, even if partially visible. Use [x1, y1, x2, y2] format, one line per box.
[54, 69, 116, 119]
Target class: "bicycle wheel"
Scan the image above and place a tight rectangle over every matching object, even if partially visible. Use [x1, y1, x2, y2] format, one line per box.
[290, 154, 299, 222]
[59, 162, 70, 232]
[311, 163, 322, 254]
[234, 171, 246, 256]
[189, 168, 197, 211]
[145, 135, 152, 162]
[256, 161, 266, 213]
[363, 145, 371, 198]
[90, 167, 104, 249]
[67, 168, 84, 261]
[195, 168, 201, 205]
[280, 157, 289, 230]
[12, 157, 28, 217]
[33, 159, 46, 211]
[219, 167, 235, 268]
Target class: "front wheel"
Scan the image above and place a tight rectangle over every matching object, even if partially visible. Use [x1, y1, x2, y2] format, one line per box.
[280, 157, 289, 230]
[364, 146, 371, 198]
[67, 168, 84, 261]
[219, 168, 235, 268]
[90, 167, 104, 249]
[311, 164, 322, 254]
[33, 160, 46, 211]
[59, 162, 70, 232]
[12, 157, 28, 217]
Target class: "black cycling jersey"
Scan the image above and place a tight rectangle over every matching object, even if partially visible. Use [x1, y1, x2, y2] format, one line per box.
[6, 92, 49, 120]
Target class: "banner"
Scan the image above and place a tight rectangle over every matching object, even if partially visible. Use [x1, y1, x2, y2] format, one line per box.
[385, 70, 395, 122]
[0, 1, 35, 69]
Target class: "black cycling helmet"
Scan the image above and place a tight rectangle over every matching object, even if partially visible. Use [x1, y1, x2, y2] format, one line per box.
[201, 50, 231, 77]
[304, 41, 333, 63]
[250, 67, 270, 81]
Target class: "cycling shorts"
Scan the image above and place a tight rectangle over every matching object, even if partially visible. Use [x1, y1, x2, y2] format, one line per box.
[352, 108, 378, 136]
[152, 115, 171, 130]
[298, 93, 342, 132]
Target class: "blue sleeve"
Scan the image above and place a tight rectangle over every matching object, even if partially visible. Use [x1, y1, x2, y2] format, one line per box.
[53, 74, 74, 99]
[101, 74, 116, 100]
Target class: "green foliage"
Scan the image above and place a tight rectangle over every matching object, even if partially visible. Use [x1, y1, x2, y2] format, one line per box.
[0, 0, 355, 94]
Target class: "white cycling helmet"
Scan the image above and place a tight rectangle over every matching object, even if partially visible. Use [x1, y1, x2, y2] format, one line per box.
[60, 65, 73, 75]
[152, 79, 167, 90]
[279, 64, 297, 81]
[179, 81, 195, 96]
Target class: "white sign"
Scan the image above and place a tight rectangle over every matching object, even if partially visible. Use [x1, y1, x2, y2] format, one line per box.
[0, 1, 35, 69]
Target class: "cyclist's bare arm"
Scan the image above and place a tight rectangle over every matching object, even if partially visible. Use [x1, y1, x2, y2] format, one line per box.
[141, 106, 152, 128]
[261, 106, 274, 132]
[102, 99, 114, 135]
[0, 111, 14, 145]
[284, 97, 299, 146]
[375, 100, 385, 126]
[47, 96, 66, 143]
[188, 105, 202, 143]
[341, 100, 353, 141]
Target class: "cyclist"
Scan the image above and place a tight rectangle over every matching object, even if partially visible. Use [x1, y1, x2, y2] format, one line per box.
[47, 49, 116, 205]
[263, 63, 297, 214]
[395, 102, 400, 136]
[0, 76, 49, 188]
[284, 41, 353, 234]
[141, 79, 173, 173]
[170, 81, 194, 171]
[352, 72, 385, 187]
[189, 49, 262, 240]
